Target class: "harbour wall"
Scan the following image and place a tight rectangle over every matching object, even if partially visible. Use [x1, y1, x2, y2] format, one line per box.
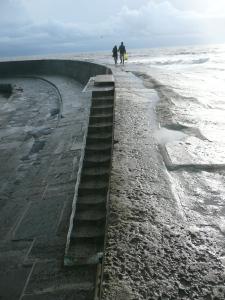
[0, 59, 111, 84]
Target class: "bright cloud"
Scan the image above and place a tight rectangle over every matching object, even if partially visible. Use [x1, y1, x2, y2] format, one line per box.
[0, 0, 225, 57]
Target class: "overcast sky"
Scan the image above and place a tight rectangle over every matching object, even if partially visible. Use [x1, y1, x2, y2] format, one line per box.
[1, 0, 225, 57]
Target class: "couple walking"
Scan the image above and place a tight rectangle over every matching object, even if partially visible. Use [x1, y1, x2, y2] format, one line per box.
[112, 42, 126, 65]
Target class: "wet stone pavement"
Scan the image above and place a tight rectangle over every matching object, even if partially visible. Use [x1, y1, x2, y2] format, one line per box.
[101, 67, 225, 300]
[0, 76, 90, 299]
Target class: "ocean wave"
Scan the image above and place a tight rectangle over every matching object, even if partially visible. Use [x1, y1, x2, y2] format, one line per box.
[152, 57, 209, 66]
[130, 57, 209, 66]
[176, 51, 209, 56]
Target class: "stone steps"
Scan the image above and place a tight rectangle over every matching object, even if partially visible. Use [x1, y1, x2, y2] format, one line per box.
[89, 115, 113, 124]
[82, 166, 110, 174]
[83, 155, 111, 168]
[87, 132, 112, 140]
[75, 208, 106, 221]
[64, 74, 114, 299]
[76, 194, 106, 205]
[88, 123, 113, 134]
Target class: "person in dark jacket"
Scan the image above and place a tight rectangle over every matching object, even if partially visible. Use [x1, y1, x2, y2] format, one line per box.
[118, 42, 126, 64]
[112, 45, 118, 64]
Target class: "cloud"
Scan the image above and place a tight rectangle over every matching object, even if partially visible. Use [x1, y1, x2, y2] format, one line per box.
[112, 2, 225, 40]
[0, 0, 225, 57]
[0, 0, 28, 25]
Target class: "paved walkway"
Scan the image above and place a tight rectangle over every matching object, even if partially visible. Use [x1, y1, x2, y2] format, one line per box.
[0, 76, 90, 300]
[101, 67, 225, 300]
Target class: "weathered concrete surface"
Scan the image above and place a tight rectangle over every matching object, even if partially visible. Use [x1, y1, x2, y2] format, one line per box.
[101, 68, 225, 300]
[0, 59, 112, 300]
[0, 75, 90, 299]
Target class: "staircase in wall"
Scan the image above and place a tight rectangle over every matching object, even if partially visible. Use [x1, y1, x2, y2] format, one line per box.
[64, 74, 115, 300]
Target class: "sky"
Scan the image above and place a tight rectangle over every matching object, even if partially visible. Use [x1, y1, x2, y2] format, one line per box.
[1, 0, 225, 57]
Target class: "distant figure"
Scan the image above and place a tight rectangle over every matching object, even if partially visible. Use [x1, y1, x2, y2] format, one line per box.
[112, 45, 118, 64]
[118, 42, 126, 64]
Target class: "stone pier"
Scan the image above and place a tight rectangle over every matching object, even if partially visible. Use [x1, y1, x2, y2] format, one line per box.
[0, 59, 225, 300]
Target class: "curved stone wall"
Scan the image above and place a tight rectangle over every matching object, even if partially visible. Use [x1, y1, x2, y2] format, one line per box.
[0, 59, 111, 84]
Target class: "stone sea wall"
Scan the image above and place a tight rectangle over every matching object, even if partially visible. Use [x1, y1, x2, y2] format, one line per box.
[0, 59, 111, 84]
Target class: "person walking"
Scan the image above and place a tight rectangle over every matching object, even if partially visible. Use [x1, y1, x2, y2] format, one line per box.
[112, 45, 118, 65]
[118, 42, 126, 64]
